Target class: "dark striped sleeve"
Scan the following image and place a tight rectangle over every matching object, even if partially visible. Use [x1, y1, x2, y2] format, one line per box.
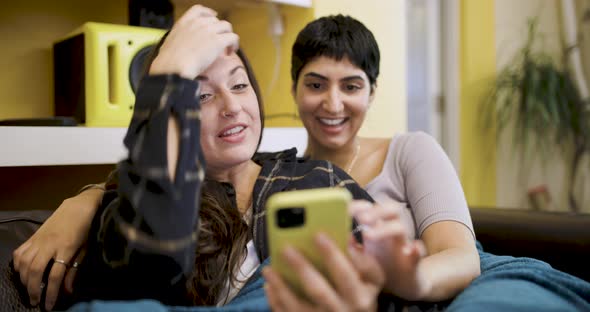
[118, 74, 204, 258]
[73, 75, 204, 305]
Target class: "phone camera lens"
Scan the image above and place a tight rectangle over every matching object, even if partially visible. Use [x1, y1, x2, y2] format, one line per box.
[276, 207, 305, 228]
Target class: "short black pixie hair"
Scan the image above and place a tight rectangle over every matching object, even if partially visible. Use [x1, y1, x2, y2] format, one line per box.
[291, 14, 380, 88]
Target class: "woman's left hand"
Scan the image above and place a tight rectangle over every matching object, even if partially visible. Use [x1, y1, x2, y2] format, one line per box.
[262, 234, 384, 312]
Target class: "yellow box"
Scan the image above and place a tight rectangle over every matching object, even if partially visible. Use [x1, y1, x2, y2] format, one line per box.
[54, 22, 165, 127]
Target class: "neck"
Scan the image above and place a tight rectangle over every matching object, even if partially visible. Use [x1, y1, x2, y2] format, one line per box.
[207, 160, 261, 214]
[305, 137, 361, 171]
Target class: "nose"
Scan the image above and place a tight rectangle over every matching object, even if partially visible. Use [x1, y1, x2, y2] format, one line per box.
[321, 86, 344, 114]
[219, 90, 242, 118]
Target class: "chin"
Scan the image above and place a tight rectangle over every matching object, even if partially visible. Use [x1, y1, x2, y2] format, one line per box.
[315, 135, 348, 150]
[209, 156, 251, 173]
[310, 126, 351, 146]
[325, 141, 347, 150]
[226, 145, 257, 163]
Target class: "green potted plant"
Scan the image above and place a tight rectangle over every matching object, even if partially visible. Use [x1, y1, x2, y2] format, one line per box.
[483, 19, 590, 213]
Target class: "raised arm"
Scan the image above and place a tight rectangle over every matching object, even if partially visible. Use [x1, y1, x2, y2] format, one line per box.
[71, 4, 239, 305]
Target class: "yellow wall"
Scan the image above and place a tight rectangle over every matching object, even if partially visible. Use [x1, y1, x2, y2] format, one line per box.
[0, 0, 127, 119]
[459, 0, 497, 207]
[231, 0, 408, 136]
[228, 5, 314, 128]
[2, 1, 406, 139]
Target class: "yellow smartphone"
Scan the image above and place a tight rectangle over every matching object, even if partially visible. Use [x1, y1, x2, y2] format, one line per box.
[266, 187, 352, 299]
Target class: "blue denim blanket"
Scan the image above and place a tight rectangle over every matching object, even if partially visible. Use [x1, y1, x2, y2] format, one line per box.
[69, 244, 590, 312]
[447, 243, 590, 312]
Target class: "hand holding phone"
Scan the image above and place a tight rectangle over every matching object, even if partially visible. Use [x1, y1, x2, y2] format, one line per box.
[266, 187, 351, 298]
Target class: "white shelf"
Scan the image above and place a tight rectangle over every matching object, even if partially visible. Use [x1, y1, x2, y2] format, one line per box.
[172, 0, 311, 15]
[0, 126, 307, 167]
[263, 0, 312, 7]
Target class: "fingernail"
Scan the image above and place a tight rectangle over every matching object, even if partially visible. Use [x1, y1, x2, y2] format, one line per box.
[315, 233, 330, 247]
[282, 246, 296, 258]
[360, 226, 373, 239]
[46, 300, 54, 311]
[30, 299, 37, 306]
[348, 243, 357, 256]
[265, 283, 274, 299]
[358, 213, 371, 225]
[403, 245, 412, 255]
[348, 243, 359, 257]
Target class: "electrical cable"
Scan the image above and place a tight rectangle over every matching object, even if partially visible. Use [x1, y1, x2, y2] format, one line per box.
[266, 3, 284, 100]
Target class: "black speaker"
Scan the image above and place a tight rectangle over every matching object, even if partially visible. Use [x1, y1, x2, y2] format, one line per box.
[129, 0, 174, 29]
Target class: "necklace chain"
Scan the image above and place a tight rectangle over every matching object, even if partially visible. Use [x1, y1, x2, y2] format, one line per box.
[346, 142, 361, 174]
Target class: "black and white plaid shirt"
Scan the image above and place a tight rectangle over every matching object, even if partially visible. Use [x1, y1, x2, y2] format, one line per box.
[250, 148, 372, 261]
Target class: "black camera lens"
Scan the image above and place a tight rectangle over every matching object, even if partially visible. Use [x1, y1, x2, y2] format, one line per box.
[276, 207, 305, 228]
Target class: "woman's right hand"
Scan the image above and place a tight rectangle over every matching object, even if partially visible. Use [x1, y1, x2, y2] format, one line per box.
[149, 5, 239, 80]
[351, 199, 429, 301]
[262, 234, 385, 312]
[12, 187, 104, 311]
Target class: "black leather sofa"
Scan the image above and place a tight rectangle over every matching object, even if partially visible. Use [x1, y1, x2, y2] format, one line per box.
[470, 207, 590, 282]
[0, 210, 52, 312]
[1, 207, 589, 311]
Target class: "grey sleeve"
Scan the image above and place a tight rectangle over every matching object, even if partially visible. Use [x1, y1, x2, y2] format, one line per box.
[394, 132, 474, 237]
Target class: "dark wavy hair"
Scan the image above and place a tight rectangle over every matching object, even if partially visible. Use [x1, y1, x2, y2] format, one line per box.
[291, 14, 380, 89]
[141, 31, 264, 305]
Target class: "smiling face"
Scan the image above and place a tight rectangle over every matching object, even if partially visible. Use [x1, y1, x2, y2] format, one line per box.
[294, 56, 374, 149]
[197, 53, 262, 175]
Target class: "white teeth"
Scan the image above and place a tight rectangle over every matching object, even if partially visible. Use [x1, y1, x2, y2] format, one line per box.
[221, 126, 245, 136]
[319, 118, 346, 126]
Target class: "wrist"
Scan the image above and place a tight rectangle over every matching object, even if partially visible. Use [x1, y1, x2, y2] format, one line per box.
[383, 265, 433, 301]
[149, 58, 198, 80]
[77, 183, 105, 195]
[70, 185, 105, 212]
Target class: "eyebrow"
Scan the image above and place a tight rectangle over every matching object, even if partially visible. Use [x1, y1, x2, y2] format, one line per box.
[196, 65, 246, 81]
[303, 72, 365, 83]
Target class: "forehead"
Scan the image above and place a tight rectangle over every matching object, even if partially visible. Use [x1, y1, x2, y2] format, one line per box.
[301, 56, 367, 79]
[200, 53, 246, 78]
